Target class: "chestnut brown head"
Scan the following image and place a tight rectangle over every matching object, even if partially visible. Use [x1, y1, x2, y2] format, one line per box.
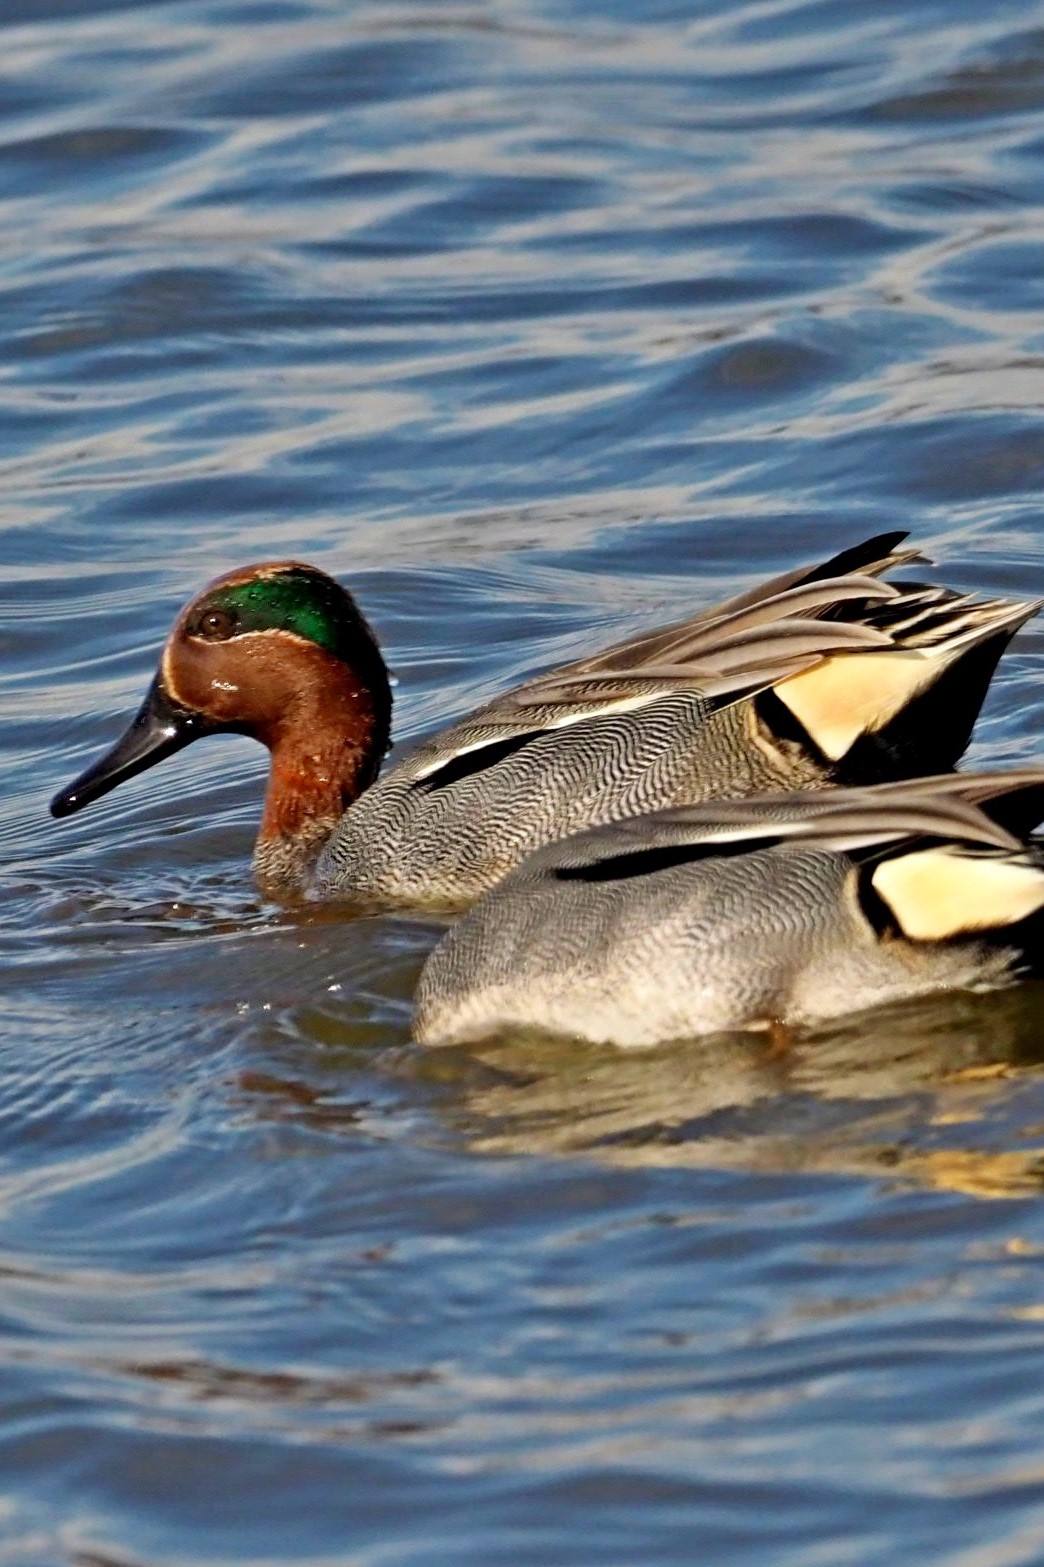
[51, 562, 391, 820]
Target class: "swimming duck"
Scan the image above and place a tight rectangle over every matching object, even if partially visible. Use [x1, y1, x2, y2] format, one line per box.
[414, 769, 1044, 1047]
[51, 533, 1036, 906]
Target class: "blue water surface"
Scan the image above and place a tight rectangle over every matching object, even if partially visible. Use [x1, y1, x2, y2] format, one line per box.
[5, 1, 1044, 1562]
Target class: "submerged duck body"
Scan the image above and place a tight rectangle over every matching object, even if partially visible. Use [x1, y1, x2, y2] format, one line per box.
[52, 533, 1037, 907]
[414, 771, 1044, 1047]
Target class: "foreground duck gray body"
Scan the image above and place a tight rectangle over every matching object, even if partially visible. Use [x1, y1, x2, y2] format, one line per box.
[51, 533, 1037, 907]
[414, 771, 1044, 1047]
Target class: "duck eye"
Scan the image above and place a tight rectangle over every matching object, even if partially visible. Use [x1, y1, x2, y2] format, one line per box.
[195, 607, 237, 640]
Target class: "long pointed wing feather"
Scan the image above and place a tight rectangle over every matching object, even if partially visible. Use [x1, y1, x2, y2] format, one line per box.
[401, 532, 1034, 788]
[511, 614, 892, 708]
[544, 770, 1044, 878]
[404, 546, 916, 782]
[677, 530, 919, 621]
[539, 574, 897, 681]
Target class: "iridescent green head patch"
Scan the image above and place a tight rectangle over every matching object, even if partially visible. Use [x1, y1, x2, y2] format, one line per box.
[185, 566, 375, 663]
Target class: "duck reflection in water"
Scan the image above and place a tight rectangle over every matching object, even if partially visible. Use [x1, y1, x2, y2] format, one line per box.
[410, 982, 1044, 1200]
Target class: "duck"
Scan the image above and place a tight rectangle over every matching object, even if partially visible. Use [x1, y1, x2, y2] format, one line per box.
[413, 769, 1044, 1047]
[50, 532, 1037, 907]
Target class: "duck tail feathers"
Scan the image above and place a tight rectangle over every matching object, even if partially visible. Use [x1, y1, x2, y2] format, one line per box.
[770, 588, 1038, 771]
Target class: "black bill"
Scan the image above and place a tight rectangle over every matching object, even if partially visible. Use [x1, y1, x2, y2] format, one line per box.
[50, 676, 213, 818]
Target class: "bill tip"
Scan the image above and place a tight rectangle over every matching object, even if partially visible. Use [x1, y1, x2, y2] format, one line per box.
[50, 787, 81, 819]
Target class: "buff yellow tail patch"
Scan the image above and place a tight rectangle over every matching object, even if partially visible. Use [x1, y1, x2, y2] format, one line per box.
[774, 651, 937, 761]
[872, 848, 1044, 942]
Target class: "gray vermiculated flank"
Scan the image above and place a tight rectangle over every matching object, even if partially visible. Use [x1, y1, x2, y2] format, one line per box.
[414, 845, 1007, 1047]
[313, 692, 824, 905]
[413, 774, 1044, 1046]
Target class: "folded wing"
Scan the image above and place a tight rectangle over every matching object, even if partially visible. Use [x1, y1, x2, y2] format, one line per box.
[403, 532, 1037, 787]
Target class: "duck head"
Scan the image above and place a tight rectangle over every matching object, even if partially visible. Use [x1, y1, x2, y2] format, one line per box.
[51, 562, 392, 897]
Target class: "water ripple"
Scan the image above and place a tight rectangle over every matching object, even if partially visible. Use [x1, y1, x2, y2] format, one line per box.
[5, 0, 1044, 1562]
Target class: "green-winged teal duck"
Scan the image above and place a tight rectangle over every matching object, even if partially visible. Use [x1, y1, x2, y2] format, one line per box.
[51, 533, 1037, 906]
[414, 770, 1044, 1046]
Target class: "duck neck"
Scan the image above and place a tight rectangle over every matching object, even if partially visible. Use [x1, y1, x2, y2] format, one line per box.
[252, 663, 391, 900]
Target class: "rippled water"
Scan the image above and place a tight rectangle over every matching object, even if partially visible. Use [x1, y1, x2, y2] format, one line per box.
[7, 0, 1044, 1561]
